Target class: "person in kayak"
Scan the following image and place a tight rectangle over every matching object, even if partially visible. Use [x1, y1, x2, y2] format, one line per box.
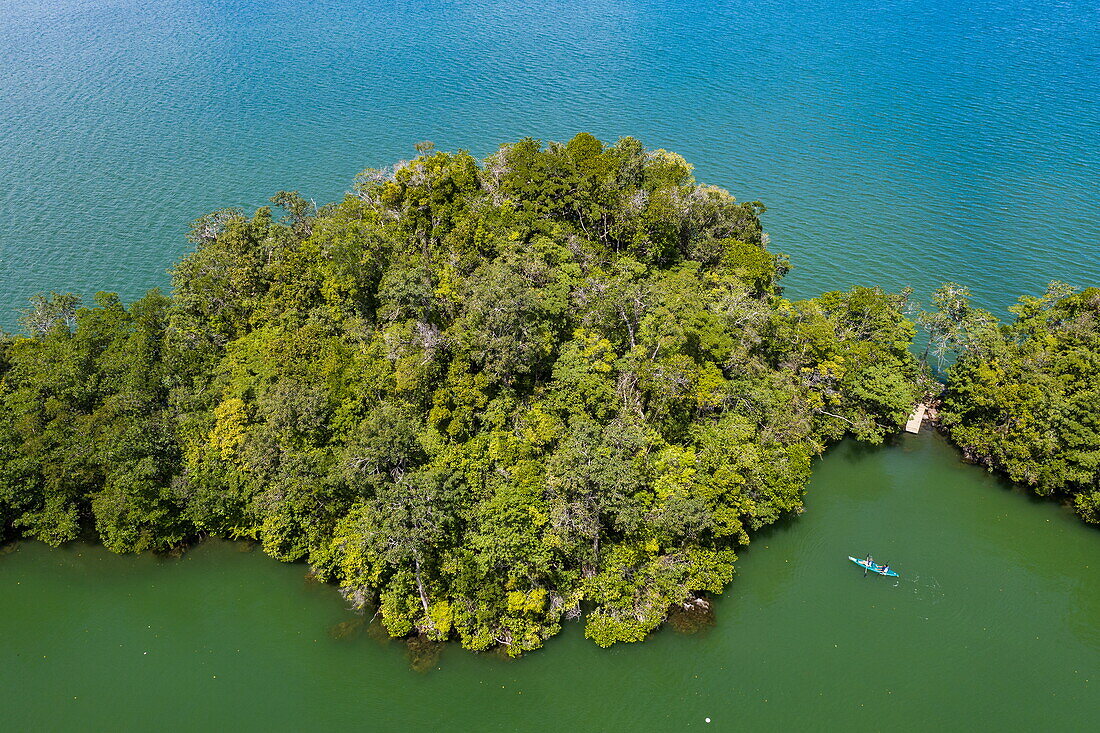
[865, 554, 874, 566]
[881, 563, 890, 574]
[864, 554, 874, 576]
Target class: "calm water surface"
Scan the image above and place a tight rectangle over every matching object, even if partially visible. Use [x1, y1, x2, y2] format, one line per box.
[1, 433, 1097, 731]
[1, 1, 1098, 729]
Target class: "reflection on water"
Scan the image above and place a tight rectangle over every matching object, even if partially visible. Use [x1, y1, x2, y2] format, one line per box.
[328, 615, 366, 641]
[406, 636, 445, 673]
[667, 599, 717, 635]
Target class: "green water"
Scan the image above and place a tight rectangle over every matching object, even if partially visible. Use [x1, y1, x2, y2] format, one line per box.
[2, 431, 1095, 730]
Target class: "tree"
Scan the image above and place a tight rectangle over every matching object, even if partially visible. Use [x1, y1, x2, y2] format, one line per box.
[0, 134, 927, 654]
[941, 284, 1100, 524]
[18, 292, 80, 337]
[917, 282, 998, 371]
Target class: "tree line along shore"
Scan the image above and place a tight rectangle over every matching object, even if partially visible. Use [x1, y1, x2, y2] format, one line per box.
[0, 135, 1095, 654]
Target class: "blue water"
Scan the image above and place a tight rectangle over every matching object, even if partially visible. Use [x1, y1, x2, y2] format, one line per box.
[1, 0, 1098, 327]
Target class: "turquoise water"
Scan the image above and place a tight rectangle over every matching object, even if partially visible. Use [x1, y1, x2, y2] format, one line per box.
[1, 0, 1098, 326]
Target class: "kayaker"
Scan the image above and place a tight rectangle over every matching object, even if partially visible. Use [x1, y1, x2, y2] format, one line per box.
[865, 554, 873, 566]
[882, 563, 890, 574]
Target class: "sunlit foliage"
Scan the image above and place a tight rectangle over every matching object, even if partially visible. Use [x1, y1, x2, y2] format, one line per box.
[0, 135, 923, 652]
[940, 283, 1100, 523]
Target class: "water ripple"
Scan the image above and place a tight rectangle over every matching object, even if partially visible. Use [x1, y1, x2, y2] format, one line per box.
[0, 0, 1097, 325]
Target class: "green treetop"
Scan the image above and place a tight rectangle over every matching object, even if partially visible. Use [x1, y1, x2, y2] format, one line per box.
[0, 135, 925, 654]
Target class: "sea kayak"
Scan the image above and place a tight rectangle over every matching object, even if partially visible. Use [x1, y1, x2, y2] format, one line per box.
[848, 556, 899, 577]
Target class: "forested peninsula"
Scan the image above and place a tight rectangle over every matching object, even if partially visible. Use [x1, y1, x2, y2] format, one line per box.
[928, 284, 1100, 524]
[4, 133, 1092, 656]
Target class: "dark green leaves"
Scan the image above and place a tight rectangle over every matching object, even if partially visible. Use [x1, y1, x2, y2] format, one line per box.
[0, 135, 926, 654]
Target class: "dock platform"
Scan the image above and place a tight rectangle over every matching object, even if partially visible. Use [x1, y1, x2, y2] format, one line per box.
[905, 404, 927, 434]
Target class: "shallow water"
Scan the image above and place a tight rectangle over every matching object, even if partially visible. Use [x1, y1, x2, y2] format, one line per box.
[1, 432, 1096, 731]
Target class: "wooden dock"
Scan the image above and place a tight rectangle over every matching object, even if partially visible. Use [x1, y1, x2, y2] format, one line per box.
[905, 404, 927, 434]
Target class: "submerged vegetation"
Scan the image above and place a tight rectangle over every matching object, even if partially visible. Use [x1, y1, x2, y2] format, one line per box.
[934, 283, 1100, 524]
[1, 134, 933, 653]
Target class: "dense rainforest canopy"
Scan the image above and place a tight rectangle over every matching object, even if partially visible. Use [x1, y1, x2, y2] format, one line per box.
[0, 134, 927, 653]
[935, 283, 1100, 524]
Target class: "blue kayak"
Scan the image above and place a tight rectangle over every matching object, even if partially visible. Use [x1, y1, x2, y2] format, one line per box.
[849, 556, 899, 577]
